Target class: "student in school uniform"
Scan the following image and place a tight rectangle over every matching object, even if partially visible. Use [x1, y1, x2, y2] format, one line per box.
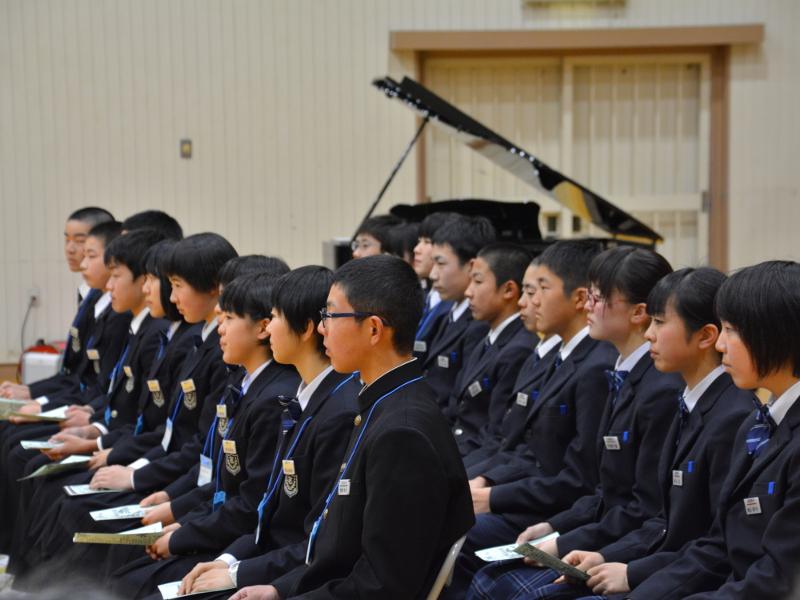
[422, 215, 496, 408]
[523, 267, 754, 599]
[461, 255, 561, 473]
[467, 246, 683, 600]
[115, 266, 361, 599]
[444, 241, 616, 598]
[120, 210, 183, 240]
[227, 254, 474, 600]
[385, 221, 419, 265]
[411, 212, 457, 362]
[350, 214, 402, 259]
[0, 207, 115, 402]
[624, 261, 800, 599]
[447, 242, 538, 455]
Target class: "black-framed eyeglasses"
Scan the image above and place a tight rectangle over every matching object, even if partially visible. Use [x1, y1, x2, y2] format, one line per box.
[319, 309, 388, 327]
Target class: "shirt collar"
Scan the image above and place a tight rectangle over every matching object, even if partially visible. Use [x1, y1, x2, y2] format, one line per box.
[78, 282, 91, 301]
[94, 292, 112, 319]
[614, 341, 651, 373]
[241, 360, 272, 396]
[450, 298, 470, 322]
[682, 364, 726, 413]
[427, 288, 442, 311]
[767, 379, 800, 426]
[166, 321, 182, 340]
[129, 307, 150, 336]
[201, 317, 219, 342]
[488, 314, 519, 346]
[559, 326, 590, 362]
[297, 365, 335, 411]
[537, 334, 562, 358]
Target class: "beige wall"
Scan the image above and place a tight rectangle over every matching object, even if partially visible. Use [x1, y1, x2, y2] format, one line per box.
[1, 0, 797, 362]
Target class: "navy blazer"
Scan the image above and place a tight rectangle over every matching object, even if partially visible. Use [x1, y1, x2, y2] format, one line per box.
[598, 372, 753, 589]
[448, 317, 537, 455]
[413, 297, 453, 363]
[422, 307, 489, 409]
[278, 360, 474, 599]
[487, 337, 618, 530]
[550, 353, 684, 555]
[630, 392, 800, 600]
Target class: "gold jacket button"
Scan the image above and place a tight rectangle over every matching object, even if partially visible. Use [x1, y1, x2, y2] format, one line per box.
[354, 414, 362, 426]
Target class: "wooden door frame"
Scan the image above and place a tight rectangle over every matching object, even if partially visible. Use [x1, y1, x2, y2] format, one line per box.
[396, 24, 764, 270]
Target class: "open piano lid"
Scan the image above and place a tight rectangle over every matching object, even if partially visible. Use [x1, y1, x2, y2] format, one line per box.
[373, 76, 662, 245]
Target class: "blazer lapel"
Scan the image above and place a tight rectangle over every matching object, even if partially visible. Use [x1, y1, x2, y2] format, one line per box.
[425, 311, 470, 367]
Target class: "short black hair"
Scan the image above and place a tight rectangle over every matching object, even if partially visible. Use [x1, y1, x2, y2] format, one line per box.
[164, 232, 238, 293]
[419, 212, 459, 240]
[104, 228, 166, 279]
[220, 273, 282, 347]
[87, 221, 123, 248]
[589, 246, 673, 304]
[716, 261, 800, 378]
[386, 222, 420, 259]
[121, 210, 183, 240]
[537, 240, 603, 295]
[332, 254, 423, 354]
[478, 243, 531, 292]
[272, 266, 334, 356]
[355, 214, 403, 251]
[143, 240, 182, 322]
[218, 255, 290, 288]
[647, 267, 727, 335]
[431, 215, 497, 265]
[68, 207, 115, 227]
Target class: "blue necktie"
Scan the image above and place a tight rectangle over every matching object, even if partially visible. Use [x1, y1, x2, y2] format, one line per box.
[746, 400, 776, 458]
[553, 354, 563, 370]
[278, 396, 302, 431]
[605, 369, 630, 406]
[676, 393, 690, 445]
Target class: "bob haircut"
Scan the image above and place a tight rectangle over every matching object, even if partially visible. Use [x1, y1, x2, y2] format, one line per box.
[164, 232, 238, 293]
[716, 260, 800, 378]
[271, 266, 334, 356]
[589, 246, 673, 305]
[143, 240, 182, 322]
[647, 267, 727, 336]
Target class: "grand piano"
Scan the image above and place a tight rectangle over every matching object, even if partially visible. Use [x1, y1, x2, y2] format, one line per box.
[326, 75, 662, 267]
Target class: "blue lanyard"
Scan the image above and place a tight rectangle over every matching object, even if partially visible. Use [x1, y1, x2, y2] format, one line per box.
[415, 303, 439, 338]
[306, 375, 423, 564]
[104, 343, 131, 425]
[255, 372, 357, 542]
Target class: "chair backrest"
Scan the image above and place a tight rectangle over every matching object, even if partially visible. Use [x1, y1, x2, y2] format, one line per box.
[426, 535, 467, 600]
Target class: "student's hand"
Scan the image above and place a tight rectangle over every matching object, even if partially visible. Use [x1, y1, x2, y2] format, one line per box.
[141, 501, 174, 526]
[68, 404, 95, 415]
[88, 448, 111, 470]
[7, 401, 41, 423]
[586, 562, 630, 594]
[554, 550, 605, 584]
[1, 382, 31, 399]
[179, 560, 228, 595]
[145, 524, 179, 560]
[469, 476, 489, 490]
[521, 537, 559, 566]
[140, 490, 170, 507]
[515, 521, 554, 545]
[189, 566, 234, 594]
[90, 465, 133, 490]
[229, 585, 282, 600]
[61, 408, 92, 428]
[471, 486, 492, 514]
[42, 433, 96, 461]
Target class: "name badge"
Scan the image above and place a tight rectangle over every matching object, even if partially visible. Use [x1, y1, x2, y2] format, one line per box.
[147, 380, 161, 393]
[87, 349, 100, 361]
[468, 381, 482, 398]
[123, 366, 133, 378]
[437, 355, 450, 369]
[282, 459, 296, 476]
[338, 478, 351, 496]
[672, 470, 684, 487]
[603, 436, 621, 451]
[216, 404, 228, 419]
[198, 454, 213, 486]
[413, 340, 427, 353]
[181, 379, 196, 393]
[161, 418, 174, 451]
[516, 392, 529, 407]
[744, 496, 762, 515]
[223, 440, 237, 455]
